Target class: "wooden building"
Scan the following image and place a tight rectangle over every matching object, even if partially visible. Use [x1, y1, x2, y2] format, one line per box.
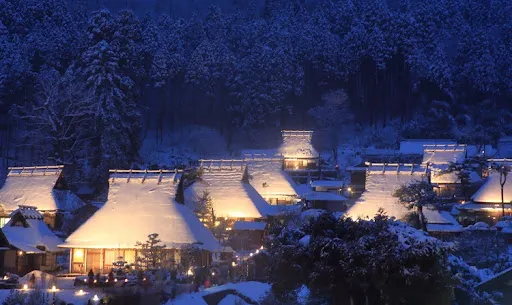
[185, 160, 277, 225]
[230, 221, 266, 251]
[0, 166, 85, 229]
[0, 206, 63, 276]
[59, 169, 221, 274]
[279, 130, 319, 171]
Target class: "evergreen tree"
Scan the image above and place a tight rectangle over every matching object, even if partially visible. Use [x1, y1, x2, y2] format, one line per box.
[393, 181, 438, 230]
[135, 233, 167, 270]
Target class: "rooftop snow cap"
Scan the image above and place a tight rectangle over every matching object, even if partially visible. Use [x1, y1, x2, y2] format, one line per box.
[472, 171, 512, 204]
[422, 144, 467, 167]
[185, 160, 276, 219]
[278, 130, 319, 159]
[0, 166, 85, 212]
[60, 169, 221, 251]
[244, 158, 298, 199]
[2, 206, 63, 253]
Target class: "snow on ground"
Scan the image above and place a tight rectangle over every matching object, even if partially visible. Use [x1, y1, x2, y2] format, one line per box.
[0, 288, 103, 305]
[169, 282, 270, 305]
[218, 294, 250, 305]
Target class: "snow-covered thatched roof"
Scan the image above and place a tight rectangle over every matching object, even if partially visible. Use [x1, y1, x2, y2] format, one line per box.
[185, 162, 275, 219]
[0, 166, 85, 212]
[1, 206, 63, 253]
[60, 170, 221, 251]
[345, 163, 461, 233]
[472, 172, 512, 204]
[399, 139, 456, 155]
[278, 130, 319, 159]
[303, 192, 347, 201]
[310, 180, 344, 188]
[422, 144, 467, 166]
[245, 158, 298, 199]
[345, 165, 427, 220]
[431, 170, 482, 184]
[424, 211, 463, 233]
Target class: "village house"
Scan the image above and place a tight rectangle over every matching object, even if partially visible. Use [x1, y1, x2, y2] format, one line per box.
[244, 157, 299, 205]
[279, 130, 319, 171]
[59, 169, 221, 274]
[0, 206, 64, 276]
[457, 168, 512, 226]
[423, 144, 483, 199]
[184, 160, 277, 227]
[0, 166, 86, 229]
[345, 163, 463, 235]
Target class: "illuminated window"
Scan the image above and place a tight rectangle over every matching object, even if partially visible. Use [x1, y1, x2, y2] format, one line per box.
[0, 218, 10, 227]
[73, 249, 84, 263]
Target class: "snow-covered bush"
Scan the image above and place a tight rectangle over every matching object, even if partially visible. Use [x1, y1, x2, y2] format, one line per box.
[265, 211, 493, 305]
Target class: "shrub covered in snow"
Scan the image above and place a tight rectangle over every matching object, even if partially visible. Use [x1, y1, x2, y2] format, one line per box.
[265, 211, 494, 305]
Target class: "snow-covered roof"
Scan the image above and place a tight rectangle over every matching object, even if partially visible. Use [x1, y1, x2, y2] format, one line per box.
[278, 130, 319, 159]
[431, 170, 482, 184]
[345, 169, 427, 220]
[1, 206, 63, 253]
[422, 144, 466, 165]
[310, 180, 344, 188]
[424, 211, 463, 233]
[457, 202, 512, 211]
[472, 172, 512, 203]
[0, 166, 85, 212]
[365, 163, 428, 175]
[233, 221, 266, 231]
[399, 139, 456, 155]
[60, 170, 221, 251]
[245, 159, 298, 198]
[185, 164, 275, 219]
[303, 192, 347, 201]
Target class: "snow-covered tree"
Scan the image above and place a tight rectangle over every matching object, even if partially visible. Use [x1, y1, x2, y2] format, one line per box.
[393, 181, 438, 230]
[135, 233, 167, 270]
[308, 90, 353, 164]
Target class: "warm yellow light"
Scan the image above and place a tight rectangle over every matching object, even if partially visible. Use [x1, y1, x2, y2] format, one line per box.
[73, 249, 84, 263]
[93, 279, 97, 283]
[255, 249, 259, 254]
[106, 279, 108, 283]
[225, 227, 232, 231]
[17, 251, 23, 256]
[124, 279, 128, 283]
[347, 187, 352, 192]
[260, 245, 264, 250]
[22, 284, 28, 290]
[83, 279, 87, 283]
[224, 217, 228, 221]
[114, 278, 118, 283]
[187, 269, 194, 276]
[143, 278, 146, 281]
[3, 276, 8, 280]
[215, 221, 220, 227]
[231, 262, 236, 267]
[212, 272, 215, 276]
[51, 285, 57, 292]
[92, 295, 100, 302]
[249, 253, 253, 257]
[75, 289, 86, 296]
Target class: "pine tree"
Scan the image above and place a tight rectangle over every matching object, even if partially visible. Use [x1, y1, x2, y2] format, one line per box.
[135, 233, 167, 270]
[393, 181, 438, 230]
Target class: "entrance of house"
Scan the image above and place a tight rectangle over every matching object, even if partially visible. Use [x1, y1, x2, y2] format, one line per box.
[86, 250, 101, 273]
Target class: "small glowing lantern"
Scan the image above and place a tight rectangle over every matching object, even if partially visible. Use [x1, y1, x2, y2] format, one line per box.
[212, 272, 215, 276]
[22, 284, 28, 290]
[124, 278, 128, 283]
[17, 251, 23, 256]
[231, 262, 236, 267]
[114, 278, 118, 283]
[51, 285, 57, 292]
[92, 295, 100, 302]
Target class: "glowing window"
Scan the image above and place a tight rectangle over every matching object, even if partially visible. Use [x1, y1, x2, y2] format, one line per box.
[73, 249, 84, 263]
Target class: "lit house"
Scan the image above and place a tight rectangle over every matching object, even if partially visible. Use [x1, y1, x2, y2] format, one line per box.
[279, 130, 319, 171]
[244, 157, 299, 205]
[345, 163, 462, 235]
[0, 166, 85, 229]
[185, 160, 276, 225]
[458, 170, 512, 225]
[59, 170, 221, 274]
[423, 145, 483, 198]
[0, 206, 63, 275]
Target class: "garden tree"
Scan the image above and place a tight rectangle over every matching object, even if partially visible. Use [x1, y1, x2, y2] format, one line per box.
[195, 189, 215, 227]
[265, 211, 490, 305]
[441, 158, 486, 200]
[308, 90, 353, 164]
[401, 101, 457, 139]
[11, 69, 95, 165]
[455, 230, 512, 273]
[135, 233, 167, 270]
[393, 181, 438, 230]
[180, 244, 202, 271]
[490, 163, 511, 218]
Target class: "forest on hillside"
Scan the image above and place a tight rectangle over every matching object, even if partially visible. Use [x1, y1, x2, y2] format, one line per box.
[0, 0, 511, 185]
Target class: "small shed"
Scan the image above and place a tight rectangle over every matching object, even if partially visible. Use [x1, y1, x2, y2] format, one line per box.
[302, 192, 348, 212]
[310, 180, 344, 192]
[230, 221, 266, 251]
[0, 206, 64, 275]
